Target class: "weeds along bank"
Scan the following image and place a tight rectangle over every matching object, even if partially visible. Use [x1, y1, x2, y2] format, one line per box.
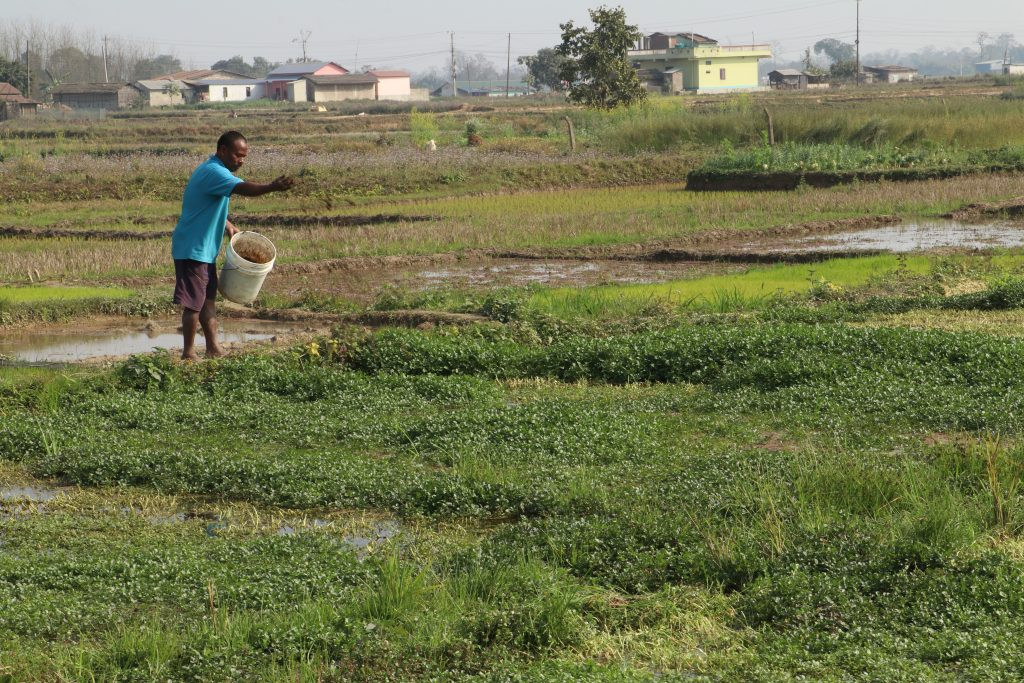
[0, 84, 1021, 202]
[7, 314, 1024, 678]
[5, 174, 1024, 286]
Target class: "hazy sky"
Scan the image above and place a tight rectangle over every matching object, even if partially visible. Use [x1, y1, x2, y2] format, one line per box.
[11, 0, 1024, 69]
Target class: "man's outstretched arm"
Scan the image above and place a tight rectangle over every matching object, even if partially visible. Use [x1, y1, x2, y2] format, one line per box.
[232, 176, 295, 197]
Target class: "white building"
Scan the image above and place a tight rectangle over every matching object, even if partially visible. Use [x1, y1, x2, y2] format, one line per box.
[134, 80, 192, 107]
[189, 79, 266, 102]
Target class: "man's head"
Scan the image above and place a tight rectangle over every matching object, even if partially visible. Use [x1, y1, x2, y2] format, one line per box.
[216, 131, 247, 172]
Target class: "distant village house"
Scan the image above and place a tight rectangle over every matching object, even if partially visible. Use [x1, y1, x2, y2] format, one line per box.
[629, 32, 772, 93]
[0, 83, 40, 120]
[50, 83, 140, 110]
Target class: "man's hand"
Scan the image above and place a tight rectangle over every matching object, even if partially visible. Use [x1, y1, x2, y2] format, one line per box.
[225, 220, 240, 238]
[233, 176, 297, 197]
[270, 175, 296, 192]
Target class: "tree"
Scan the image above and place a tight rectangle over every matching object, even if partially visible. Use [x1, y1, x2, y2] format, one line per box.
[456, 52, 501, 84]
[0, 56, 29, 94]
[518, 47, 569, 91]
[814, 38, 855, 64]
[829, 59, 858, 80]
[211, 55, 280, 78]
[556, 5, 646, 109]
[132, 54, 181, 80]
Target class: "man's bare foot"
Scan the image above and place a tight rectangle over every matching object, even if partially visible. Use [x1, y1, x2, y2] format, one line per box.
[181, 352, 200, 362]
[206, 346, 226, 358]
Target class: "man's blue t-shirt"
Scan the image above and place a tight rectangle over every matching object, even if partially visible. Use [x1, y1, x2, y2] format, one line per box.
[171, 155, 244, 263]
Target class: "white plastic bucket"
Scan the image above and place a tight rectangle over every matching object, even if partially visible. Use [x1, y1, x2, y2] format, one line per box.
[219, 232, 276, 305]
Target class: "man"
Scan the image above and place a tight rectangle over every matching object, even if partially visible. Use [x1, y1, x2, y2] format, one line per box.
[171, 131, 294, 360]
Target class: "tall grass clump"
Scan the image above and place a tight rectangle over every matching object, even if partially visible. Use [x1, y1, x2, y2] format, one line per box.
[409, 108, 439, 147]
[701, 141, 965, 174]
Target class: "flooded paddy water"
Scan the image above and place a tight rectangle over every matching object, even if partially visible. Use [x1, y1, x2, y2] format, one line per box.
[771, 220, 1024, 254]
[0, 318, 311, 364]
[321, 220, 1024, 295]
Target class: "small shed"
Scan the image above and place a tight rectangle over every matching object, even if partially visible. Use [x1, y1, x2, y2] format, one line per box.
[769, 69, 809, 89]
[0, 82, 39, 120]
[300, 74, 379, 102]
[863, 65, 917, 83]
[51, 83, 140, 109]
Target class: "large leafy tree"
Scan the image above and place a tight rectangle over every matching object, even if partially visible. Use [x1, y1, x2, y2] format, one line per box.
[814, 38, 855, 64]
[0, 56, 29, 94]
[132, 54, 182, 80]
[556, 6, 645, 109]
[518, 48, 569, 91]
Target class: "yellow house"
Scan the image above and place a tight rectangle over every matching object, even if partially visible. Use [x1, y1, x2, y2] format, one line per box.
[629, 32, 771, 93]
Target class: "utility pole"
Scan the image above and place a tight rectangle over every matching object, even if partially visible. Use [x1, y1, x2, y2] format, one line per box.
[354, 41, 359, 71]
[25, 40, 30, 99]
[449, 32, 457, 97]
[102, 35, 109, 82]
[293, 30, 312, 62]
[855, 0, 861, 86]
[506, 33, 511, 98]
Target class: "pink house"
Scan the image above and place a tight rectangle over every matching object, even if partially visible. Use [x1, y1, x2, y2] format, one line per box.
[367, 70, 412, 100]
[265, 61, 348, 100]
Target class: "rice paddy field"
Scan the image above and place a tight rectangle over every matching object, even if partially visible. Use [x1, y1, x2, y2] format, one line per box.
[4, 79, 1024, 681]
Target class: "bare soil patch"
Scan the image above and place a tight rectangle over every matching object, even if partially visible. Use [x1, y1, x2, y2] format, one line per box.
[945, 197, 1024, 221]
[0, 214, 438, 243]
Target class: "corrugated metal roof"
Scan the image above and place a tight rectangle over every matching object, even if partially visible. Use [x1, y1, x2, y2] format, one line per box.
[305, 74, 379, 85]
[770, 69, 806, 77]
[267, 61, 347, 78]
[0, 82, 21, 96]
[51, 83, 134, 95]
[367, 70, 410, 78]
[152, 69, 248, 81]
[188, 79, 264, 86]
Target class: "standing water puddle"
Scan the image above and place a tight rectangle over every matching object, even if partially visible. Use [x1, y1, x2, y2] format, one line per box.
[413, 259, 720, 288]
[0, 486, 63, 502]
[0, 319, 298, 363]
[784, 221, 1024, 253]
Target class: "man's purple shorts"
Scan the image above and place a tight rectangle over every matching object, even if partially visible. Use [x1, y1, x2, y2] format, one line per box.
[173, 259, 218, 312]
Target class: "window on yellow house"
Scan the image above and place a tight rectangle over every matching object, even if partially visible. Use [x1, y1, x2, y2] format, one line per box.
[720, 68, 727, 80]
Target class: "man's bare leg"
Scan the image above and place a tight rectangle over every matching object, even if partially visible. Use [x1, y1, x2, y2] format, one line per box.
[181, 308, 201, 361]
[200, 299, 225, 358]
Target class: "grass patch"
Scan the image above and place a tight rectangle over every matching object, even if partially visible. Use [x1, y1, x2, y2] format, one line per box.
[529, 254, 931, 317]
[0, 285, 133, 304]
